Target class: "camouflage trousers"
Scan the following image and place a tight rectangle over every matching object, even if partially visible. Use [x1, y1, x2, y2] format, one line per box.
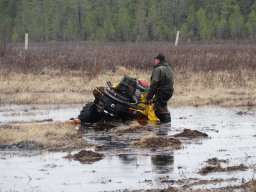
[153, 91, 172, 123]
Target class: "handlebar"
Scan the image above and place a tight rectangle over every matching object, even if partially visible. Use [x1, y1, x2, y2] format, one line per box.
[107, 81, 113, 89]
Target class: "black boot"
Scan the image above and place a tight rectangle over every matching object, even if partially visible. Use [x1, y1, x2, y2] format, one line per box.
[157, 113, 171, 123]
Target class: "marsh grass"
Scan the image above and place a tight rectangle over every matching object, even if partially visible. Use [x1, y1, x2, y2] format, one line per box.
[0, 42, 255, 106]
[2, 42, 255, 74]
[113, 121, 143, 133]
[0, 68, 255, 106]
[0, 124, 89, 151]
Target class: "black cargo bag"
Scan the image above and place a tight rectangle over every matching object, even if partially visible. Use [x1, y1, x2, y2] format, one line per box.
[115, 75, 137, 98]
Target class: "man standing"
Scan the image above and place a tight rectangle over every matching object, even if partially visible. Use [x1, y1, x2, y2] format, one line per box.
[145, 53, 174, 123]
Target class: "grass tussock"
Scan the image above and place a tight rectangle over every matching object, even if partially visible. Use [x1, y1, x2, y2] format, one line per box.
[113, 121, 144, 133]
[135, 133, 181, 149]
[0, 124, 90, 151]
[246, 180, 256, 191]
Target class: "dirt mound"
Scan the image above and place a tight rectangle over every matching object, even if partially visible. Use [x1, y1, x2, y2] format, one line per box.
[135, 134, 181, 149]
[206, 157, 229, 165]
[199, 163, 248, 175]
[0, 141, 43, 151]
[65, 150, 104, 163]
[173, 129, 208, 138]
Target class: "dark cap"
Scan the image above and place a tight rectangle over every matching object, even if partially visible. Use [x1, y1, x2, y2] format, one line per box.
[154, 53, 166, 61]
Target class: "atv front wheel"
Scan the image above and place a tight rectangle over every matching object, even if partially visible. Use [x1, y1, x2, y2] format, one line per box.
[78, 102, 105, 124]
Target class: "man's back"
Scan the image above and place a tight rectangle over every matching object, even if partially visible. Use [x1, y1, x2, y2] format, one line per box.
[153, 62, 174, 93]
[147, 61, 174, 100]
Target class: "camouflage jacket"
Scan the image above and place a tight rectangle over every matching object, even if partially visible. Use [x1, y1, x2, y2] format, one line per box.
[146, 61, 174, 100]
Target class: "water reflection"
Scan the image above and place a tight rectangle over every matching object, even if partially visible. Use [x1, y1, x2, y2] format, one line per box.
[118, 154, 137, 164]
[151, 153, 174, 174]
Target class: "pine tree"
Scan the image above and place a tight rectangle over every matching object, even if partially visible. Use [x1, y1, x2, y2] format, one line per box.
[134, 0, 147, 41]
[0, 0, 254, 42]
[246, 9, 256, 40]
[229, 5, 244, 40]
[117, 6, 130, 41]
[197, 8, 211, 40]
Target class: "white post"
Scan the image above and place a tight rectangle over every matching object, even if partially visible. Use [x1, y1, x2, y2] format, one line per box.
[175, 31, 180, 46]
[25, 33, 28, 50]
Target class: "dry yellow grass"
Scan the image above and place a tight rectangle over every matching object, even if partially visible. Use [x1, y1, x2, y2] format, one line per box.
[138, 133, 159, 142]
[113, 121, 143, 133]
[0, 67, 255, 106]
[173, 70, 256, 106]
[0, 92, 94, 104]
[0, 67, 150, 93]
[0, 124, 90, 151]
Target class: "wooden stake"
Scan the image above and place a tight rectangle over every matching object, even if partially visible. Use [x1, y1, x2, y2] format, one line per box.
[175, 31, 180, 46]
[25, 33, 28, 50]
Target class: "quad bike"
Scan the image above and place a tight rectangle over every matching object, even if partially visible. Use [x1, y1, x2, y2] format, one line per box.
[78, 75, 158, 124]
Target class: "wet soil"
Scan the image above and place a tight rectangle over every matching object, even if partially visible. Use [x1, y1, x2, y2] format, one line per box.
[123, 179, 256, 192]
[199, 157, 248, 175]
[64, 150, 104, 163]
[134, 134, 181, 150]
[172, 129, 208, 138]
[206, 157, 229, 164]
[202, 179, 256, 192]
[124, 186, 179, 192]
[0, 141, 43, 151]
[199, 164, 248, 175]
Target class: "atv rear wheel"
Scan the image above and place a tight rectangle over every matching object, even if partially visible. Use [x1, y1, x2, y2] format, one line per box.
[78, 102, 105, 124]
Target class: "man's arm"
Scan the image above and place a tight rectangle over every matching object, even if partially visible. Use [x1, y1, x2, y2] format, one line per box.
[146, 69, 161, 101]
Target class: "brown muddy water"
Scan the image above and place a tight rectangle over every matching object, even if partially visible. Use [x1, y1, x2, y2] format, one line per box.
[0, 104, 256, 192]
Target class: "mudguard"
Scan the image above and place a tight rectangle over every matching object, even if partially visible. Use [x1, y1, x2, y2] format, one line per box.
[138, 93, 158, 121]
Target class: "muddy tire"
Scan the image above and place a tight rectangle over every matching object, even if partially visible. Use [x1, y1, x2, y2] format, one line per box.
[78, 102, 105, 124]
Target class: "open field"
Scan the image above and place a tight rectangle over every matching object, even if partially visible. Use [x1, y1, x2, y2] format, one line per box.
[0, 68, 255, 106]
[1, 42, 256, 106]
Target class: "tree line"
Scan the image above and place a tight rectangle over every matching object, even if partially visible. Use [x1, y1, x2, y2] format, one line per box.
[1, 0, 256, 42]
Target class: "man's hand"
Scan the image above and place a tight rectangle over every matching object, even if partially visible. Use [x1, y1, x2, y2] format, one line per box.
[144, 99, 150, 105]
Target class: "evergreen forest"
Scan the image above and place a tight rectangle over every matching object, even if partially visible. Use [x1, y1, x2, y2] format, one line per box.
[1, 0, 256, 42]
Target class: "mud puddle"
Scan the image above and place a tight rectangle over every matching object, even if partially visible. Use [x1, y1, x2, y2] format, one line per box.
[0, 105, 256, 191]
